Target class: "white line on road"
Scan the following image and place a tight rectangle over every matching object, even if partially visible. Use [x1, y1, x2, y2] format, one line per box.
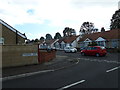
[2, 70, 54, 81]
[75, 59, 79, 64]
[106, 66, 120, 73]
[57, 80, 85, 90]
[78, 58, 120, 64]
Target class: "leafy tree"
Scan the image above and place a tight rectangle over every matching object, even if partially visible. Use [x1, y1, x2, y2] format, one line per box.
[54, 32, 62, 39]
[45, 33, 52, 40]
[40, 36, 45, 41]
[63, 27, 69, 37]
[70, 28, 76, 36]
[63, 27, 76, 37]
[31, 39, 34, 43]
[101, 27, 105, 32]
[110, 9, 120, 29]
[26, 39, 30, 44]
[34, 38, 39, 42]
[79, 22, 98, 35]
[88, 42, 98, 46]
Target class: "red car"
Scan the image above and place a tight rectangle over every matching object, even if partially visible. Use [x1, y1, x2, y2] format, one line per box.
[80, 46, 107, 57]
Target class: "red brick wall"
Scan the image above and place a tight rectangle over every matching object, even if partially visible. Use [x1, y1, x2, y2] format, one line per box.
[38, 50, 56, 63]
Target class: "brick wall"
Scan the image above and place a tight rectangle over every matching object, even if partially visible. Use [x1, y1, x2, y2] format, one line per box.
[2, 45, 38, 68]
[2, 24, 25, 45]
[38, 50, 56, 63]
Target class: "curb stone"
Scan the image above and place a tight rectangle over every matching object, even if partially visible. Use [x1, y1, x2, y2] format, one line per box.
[2, 58, 79, 81]
[2, 70, 54, 81]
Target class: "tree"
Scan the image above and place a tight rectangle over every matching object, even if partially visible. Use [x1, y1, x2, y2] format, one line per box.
[45, 34, 52, 40]
[79, 22, 98, 35]
[54, 32, 62, 39]
[31, 39, 34, 43]
[34, 38, 39, 42]
[63, 27, 76, 37]
[63, 27, 69, 37]
[70, 28, 76, 36]
[88, 42, 98, 46]
[101, 27, 105, 32]
[40, 36, 45, 41]
[26, 39, 30, 44]
[110, 9, 120, 29]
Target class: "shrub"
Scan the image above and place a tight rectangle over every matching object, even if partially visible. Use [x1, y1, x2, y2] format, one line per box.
[88, 42, 98, 46]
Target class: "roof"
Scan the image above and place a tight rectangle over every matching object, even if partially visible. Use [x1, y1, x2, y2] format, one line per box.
[38, 40, 45, 44]
[57, 35, 79, 43]
[78, 29, 120, 42]
[44, 39, 58, 45]
[0, 19, 27, 39]
[63, 35, 79, 43]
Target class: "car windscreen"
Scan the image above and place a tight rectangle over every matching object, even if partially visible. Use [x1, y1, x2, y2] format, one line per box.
[70, 47, 74, 49]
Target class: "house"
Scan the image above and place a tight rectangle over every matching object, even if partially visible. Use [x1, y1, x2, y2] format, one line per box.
[0, 19, 27, 45]
[54, 35, 81, 50]
[39, 39, 59, 49]
[78, 29, 120, 48]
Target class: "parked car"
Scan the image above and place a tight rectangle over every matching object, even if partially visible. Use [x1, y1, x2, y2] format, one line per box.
[64, 46, 77, 53]
[80, 46, 107, 57]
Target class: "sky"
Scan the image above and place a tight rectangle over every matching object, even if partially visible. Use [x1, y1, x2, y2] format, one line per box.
[0, 0, 119, 40]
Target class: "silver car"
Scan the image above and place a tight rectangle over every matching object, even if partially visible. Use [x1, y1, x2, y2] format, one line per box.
[64, 47, 77, 53]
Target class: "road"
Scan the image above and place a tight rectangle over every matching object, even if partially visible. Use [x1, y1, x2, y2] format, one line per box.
[2, 51, 120, 89]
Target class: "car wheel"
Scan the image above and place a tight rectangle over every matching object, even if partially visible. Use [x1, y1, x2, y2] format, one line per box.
[96, 53, 100, 57]
[81, 52, 85, 56]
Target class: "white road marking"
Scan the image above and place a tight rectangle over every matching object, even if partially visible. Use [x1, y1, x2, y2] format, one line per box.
[75, 59, 79, 64]
[2, 70, 54, 81]
[57, 80, 85, 90]
[106, 66, 120, 73]
[78, 58, 120, 64]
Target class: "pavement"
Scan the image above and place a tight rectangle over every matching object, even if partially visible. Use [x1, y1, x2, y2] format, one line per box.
[2, 55, 79, 81]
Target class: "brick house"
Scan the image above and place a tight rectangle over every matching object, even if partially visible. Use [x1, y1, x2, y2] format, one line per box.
[78, 29, 120, 49]
[0, 19, 27, 45]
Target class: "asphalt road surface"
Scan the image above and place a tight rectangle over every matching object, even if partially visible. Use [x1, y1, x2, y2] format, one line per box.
[2, 51, 120, 89]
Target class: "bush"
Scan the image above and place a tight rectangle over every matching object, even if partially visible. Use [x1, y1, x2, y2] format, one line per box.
[88, 42, 98, 46]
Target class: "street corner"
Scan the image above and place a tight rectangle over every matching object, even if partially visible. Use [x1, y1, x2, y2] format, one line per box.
[67, 58, 80, 64]
[54, 58, 80, 71]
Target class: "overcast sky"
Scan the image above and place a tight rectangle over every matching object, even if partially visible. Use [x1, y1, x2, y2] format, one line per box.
[0, 0, 119, 40]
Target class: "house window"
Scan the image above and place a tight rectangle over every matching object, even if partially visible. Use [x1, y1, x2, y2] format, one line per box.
[112, 39, 118, 48]
[97, 41, 104, 46]
[0, 37, 4, 45]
